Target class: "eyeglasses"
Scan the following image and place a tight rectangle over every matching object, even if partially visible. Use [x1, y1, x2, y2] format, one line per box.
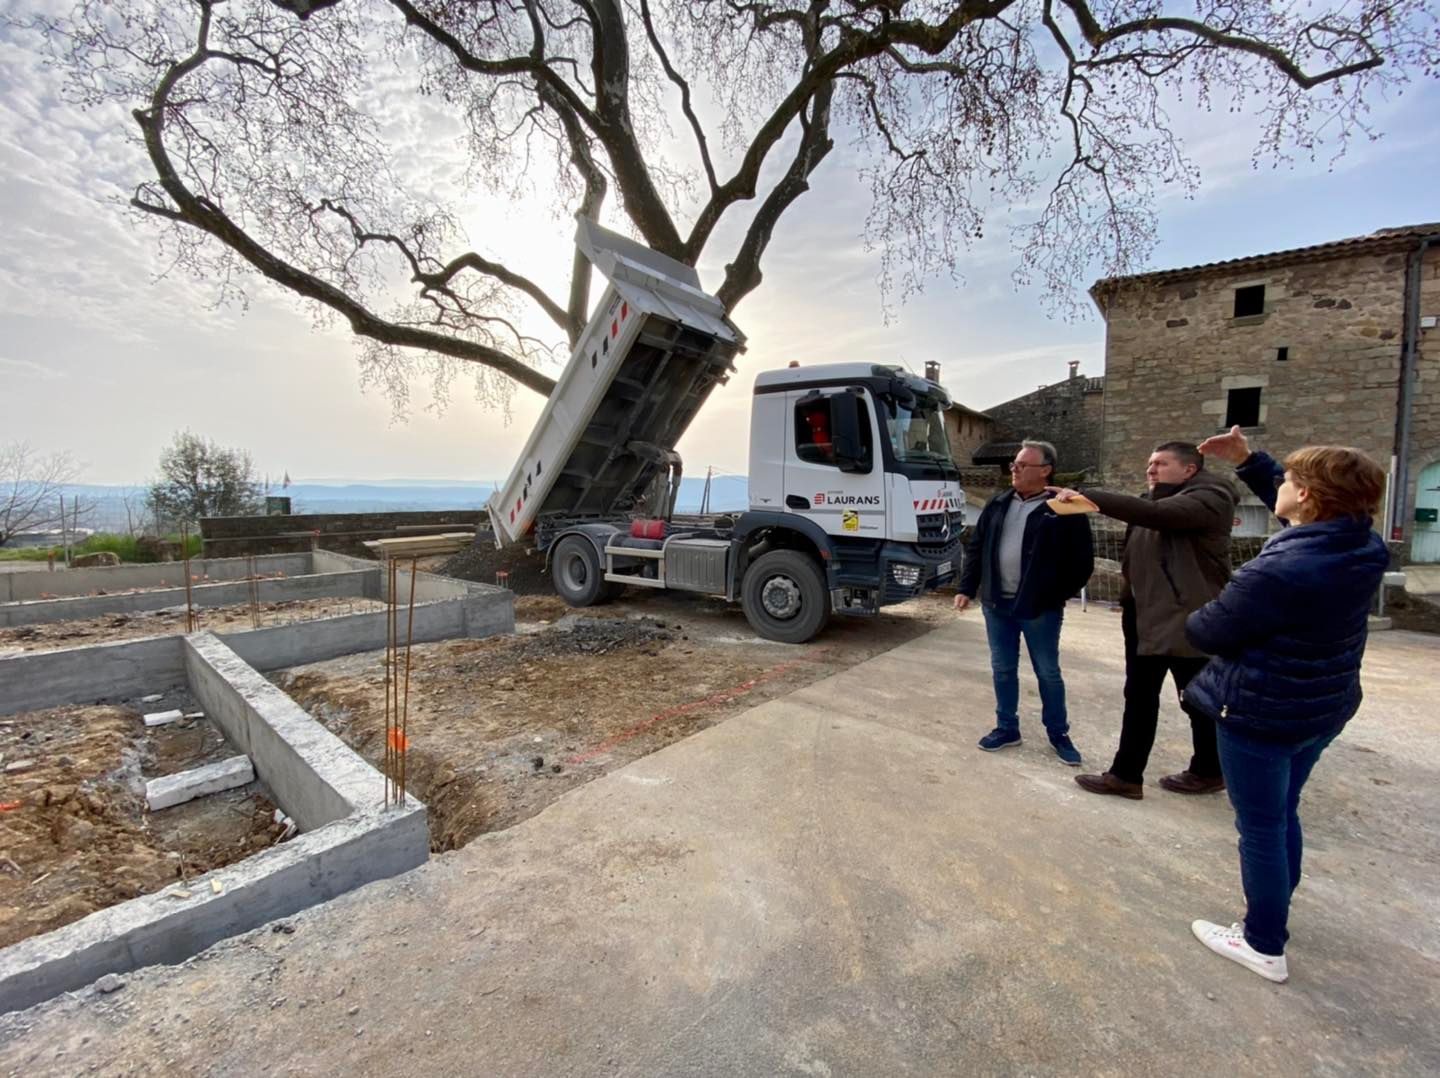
[1009, 462, 1048, 471]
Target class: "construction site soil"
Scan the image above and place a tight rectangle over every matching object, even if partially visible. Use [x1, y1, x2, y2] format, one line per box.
[276, 588, 959, 851]
[0, 597, 388, 655]
[0, 699, 279, 949]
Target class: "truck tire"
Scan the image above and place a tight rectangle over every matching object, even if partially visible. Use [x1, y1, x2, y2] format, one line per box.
[551, 535, 611, 607]
[741, 549, 830, 643]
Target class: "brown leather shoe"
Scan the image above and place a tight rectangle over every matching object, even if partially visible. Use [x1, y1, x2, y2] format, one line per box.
[1159, 771, 1226, 794]
[1075, 772, 1144, 800]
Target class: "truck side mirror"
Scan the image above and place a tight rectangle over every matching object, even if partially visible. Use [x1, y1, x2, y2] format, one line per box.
[830, 392, 871, 474]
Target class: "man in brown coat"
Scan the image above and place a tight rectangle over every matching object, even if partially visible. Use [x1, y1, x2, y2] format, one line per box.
[1049, 441, 1237, 800]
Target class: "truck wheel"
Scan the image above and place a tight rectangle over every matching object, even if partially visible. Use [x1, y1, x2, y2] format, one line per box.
[551, 536, 609, 607]
[741, 550, 830, 643]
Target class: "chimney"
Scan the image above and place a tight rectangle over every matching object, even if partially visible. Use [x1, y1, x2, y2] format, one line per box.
[1067, 360, 1080, 380]
[924, 361, 941, 384]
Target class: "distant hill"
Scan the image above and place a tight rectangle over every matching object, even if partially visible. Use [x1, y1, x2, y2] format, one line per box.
[53, 474, 751, 530]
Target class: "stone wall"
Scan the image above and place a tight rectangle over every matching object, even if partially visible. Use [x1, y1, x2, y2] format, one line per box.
[200, 511, 486, 558]
[984, 371, 1105, 475]
[1096, 245, 1440, 539]
[943, 408, 1000, 466]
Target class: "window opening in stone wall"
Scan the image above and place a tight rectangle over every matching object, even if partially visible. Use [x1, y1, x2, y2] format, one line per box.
[1234, 285, 1266, 318]
[1275, 346, 1289, 362]
[1225, 386, 1262, 427]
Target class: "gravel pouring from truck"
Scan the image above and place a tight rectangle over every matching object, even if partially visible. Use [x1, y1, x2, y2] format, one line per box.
[485, 220, 961, 643]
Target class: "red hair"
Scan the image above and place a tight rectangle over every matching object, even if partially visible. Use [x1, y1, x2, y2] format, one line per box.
[1283, 447, 1385, 522]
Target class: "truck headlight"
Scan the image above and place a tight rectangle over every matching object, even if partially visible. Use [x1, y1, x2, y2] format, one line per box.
[890, 564, 921, 587]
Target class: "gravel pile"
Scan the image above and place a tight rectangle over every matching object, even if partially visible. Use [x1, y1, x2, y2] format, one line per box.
[439, 536, 552, 595]
[516, 616, 675, 660]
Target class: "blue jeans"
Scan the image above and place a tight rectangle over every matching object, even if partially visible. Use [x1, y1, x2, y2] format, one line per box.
[1217, 725, 1338, 956]
[981, 600, 1068, 738]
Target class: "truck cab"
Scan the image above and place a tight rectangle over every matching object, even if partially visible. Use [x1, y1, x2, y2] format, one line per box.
[544, 362, 962, 644]
[739, 362, 963, 630]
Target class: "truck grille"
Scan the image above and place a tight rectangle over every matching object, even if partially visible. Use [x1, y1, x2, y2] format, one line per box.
[916, 510, 964, 558]
[883, 577, 925, 603]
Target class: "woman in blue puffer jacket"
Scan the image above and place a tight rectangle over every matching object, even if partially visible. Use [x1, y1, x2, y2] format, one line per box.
[1182, 430, 1389, 984]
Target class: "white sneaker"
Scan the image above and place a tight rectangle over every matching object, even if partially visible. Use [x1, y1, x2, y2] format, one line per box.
[1191, 920, 1289, 983]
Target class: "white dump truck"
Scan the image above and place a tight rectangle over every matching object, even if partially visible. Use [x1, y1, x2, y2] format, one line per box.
[486, 218, 963, 643]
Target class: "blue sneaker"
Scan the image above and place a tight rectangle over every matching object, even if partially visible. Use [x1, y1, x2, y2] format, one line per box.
[1050, 735, 1082, 766]
[978, 728, 1022, 752]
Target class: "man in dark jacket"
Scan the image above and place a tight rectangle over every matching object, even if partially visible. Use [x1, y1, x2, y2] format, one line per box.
[1049, 441, 1238, 799]
[955, 440, 1094, 765]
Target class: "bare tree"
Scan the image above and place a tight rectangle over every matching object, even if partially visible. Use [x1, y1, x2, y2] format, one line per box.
[0, 441, 84, 546]
[27, 0, 1438, 411]
[119, 486, 150, 538]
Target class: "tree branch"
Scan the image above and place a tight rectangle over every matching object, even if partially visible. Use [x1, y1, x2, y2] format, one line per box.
[1060, 0, 1384, 88]
[639, 0, 718, 193]
[132, 5, 556, 396]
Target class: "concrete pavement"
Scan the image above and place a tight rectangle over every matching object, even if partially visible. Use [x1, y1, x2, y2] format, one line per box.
[3, 609, 1436, 1076]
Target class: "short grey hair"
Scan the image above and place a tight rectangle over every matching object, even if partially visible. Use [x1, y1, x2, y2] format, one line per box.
[1020, 439, 1058, 475]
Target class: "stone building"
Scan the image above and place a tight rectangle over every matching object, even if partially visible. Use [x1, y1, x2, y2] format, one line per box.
[979, 361, 1105, 476]
[923, 361, 1004, 469]
[1091, 225, 1440, 557]
[928, 360, 1105, 479]
[941, 400, 1001, 466]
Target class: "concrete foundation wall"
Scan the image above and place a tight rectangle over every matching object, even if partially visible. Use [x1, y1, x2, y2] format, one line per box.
[388, 563, 473, 603]
[221, 602, 461, 671]
[0, 553, 313, 603]
[0, 569, 376, 628]
[462, 589, 515, 637]
[0, 801, 427, 1015]
[0, 577, 513, 714]
[184, 636, 356, 830]
[0, 631, 428, 1014]
[0, 637, 186, 716]
[314, 548, 475, 603]
[311, 549, 382, 597]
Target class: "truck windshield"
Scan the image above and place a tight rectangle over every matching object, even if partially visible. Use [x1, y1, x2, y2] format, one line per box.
[884, 398, 955, 466]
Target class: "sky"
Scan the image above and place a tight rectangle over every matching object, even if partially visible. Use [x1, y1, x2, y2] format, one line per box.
[1, 8, 1437, 486]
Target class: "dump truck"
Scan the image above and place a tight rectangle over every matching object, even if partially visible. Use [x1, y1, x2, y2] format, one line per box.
[486, 218, 963, 643]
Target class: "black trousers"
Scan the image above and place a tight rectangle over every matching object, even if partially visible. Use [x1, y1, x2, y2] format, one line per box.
[1109, 602, 1220, 784]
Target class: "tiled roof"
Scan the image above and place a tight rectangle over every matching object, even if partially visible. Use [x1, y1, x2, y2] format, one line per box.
[1090, 223, 1440, 296]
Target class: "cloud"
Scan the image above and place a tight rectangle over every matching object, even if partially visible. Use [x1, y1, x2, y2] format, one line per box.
[0, 356, 67, 380]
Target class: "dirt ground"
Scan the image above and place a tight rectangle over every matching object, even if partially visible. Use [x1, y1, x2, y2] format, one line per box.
[1385, 588, 1440, 633]
[0, 698, 280, 948]
[0, 596, 387, 655]
[275, 587, 960, 852]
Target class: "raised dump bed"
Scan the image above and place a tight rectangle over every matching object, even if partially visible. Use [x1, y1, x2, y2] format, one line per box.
[487, 217, 743, 549]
